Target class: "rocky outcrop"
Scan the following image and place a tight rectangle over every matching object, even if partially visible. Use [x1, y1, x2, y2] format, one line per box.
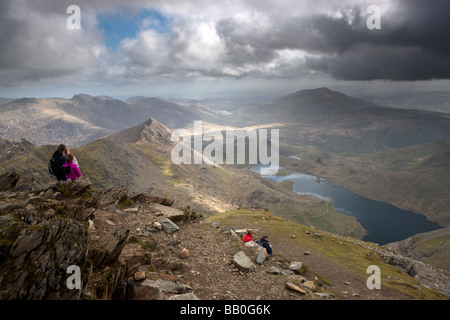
[0, 171, 21, 191]
[0, 171, 182, 300]
[89, 227, 130, 268]
[2, 218, 89, 299]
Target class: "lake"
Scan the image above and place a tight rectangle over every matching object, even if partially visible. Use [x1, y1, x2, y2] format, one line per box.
[252, 165, 442, 245]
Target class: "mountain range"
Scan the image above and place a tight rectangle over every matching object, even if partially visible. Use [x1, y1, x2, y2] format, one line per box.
[237, 87, 450, 153]
[3, 87, 450, 154]
[0, 94, 224, 147]
[1, 87, 449, 274]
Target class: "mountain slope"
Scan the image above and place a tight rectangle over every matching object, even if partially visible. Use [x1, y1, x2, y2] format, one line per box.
[0, 117, 366, 239]
[1, 178, 447, 300]
[205, 208, 449, 299]
[0, 94, 215, 147]
[237, 88, 450, 153]
[387, 227, 450, 272]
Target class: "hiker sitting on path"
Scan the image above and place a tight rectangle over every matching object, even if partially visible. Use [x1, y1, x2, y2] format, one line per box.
[63, 153, 82, 182]
[259, 236, 274, 257]
[242, 229, 255, 243]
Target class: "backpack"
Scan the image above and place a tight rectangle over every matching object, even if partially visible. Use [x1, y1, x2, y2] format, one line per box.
[48, 157, 70, 176]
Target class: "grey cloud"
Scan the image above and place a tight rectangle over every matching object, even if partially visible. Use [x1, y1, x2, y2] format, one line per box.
[2, 0, 450, 88]
[306, 45, 450, 81]
[214, 0, 450, 81]
[297, 0, 450, 80]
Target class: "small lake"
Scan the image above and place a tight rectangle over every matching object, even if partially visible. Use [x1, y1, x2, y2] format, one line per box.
[252, 165, 442, 245]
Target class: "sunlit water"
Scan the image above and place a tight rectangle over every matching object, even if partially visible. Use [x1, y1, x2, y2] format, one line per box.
[252, 164, 442, 245]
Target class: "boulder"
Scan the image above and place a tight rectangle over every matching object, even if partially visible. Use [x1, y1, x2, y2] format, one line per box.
[233, 251, 256, 272]
[245, 241, 259, 248]
[134, 271, 146, 281]
[156, 216, 179, 234]
[135, 285, 161, 300]
[266, 266, 293, 276]
[147, 203, 184, 222]
[287, 261, 303, 271]
[130, 193, 174, 207]
[168, 293, 200, 300]
[303, 280, 316, 292]
[180, 248, 190, 259]
[377, 251, 417, 277]
[267, 266, 282, 274]
[141, 279, 186, 294]
[315, 292, 336, 300]
[286, 283, 306, 294]
[256, 251, 266, 265]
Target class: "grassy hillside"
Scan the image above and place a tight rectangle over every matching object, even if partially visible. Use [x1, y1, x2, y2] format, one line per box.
[0, 136, 365, 239]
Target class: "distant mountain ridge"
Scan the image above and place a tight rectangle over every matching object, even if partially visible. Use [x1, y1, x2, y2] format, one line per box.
[0, 94, 211, 147]
[237, 87, 450, 153]
[4, 88, 450, 152]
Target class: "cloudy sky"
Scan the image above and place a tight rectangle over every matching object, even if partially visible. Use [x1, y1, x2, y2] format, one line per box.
[1, 0, 449, 99]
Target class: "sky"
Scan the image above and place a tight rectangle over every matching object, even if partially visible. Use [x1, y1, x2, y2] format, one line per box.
[1, 0, 450, 100]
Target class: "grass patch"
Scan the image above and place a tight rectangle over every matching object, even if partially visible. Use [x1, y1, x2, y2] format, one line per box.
[312, 271, 333, 286]
[116, 198, 133, 209]
[128, 236, 156, 251]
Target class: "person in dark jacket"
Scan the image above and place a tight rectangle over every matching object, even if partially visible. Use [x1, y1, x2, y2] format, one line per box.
[259, 236, 273, 257]
[52, 144, 67, 182]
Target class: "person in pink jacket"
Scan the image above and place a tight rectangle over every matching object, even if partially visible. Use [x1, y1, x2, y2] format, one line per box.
[63, 153, 82, 182]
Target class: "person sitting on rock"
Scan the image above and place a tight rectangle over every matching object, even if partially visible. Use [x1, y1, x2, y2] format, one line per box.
[258, 235, 274, 257]
[63, 153, 82, 182]
[242, 229, 255, 243]
[65, 147, 80, 168]
[52, 144, 67, 182]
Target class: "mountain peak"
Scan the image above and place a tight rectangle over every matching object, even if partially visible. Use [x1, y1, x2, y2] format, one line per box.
[274, 87, 371, 111]
[302, 87, 332, 93]
[107, 117, 173, 146]
[70, 93, 95, 102]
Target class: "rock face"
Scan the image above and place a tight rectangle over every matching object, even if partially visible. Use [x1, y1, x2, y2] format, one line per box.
[0, 171, 21, 191]
[2, 218, 89, 299]
[0, 171, 181, 300]
[89, 227, 130, 268]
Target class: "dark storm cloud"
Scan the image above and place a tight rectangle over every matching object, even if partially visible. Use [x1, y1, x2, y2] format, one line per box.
[299, 0, 450, 80]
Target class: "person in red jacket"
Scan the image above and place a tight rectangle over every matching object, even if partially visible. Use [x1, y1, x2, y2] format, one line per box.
[63, 153, 82, 182]
[242, 229, 255, 243]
